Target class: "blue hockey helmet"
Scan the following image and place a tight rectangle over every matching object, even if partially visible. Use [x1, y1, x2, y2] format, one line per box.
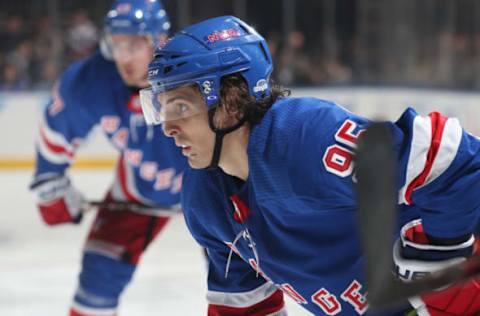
[104, 0, 170, 46]
[140, 15, 273, 125]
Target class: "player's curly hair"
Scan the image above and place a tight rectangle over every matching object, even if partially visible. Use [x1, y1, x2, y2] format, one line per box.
[218, 73, 290, 126]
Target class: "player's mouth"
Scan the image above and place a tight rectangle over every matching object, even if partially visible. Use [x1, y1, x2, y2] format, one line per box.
[123, 68, 135, 77]
[180, 145, 192, 156]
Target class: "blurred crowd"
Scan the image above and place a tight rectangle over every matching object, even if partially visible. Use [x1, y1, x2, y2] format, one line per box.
[1, 0, 480, 91]
[0, 10, 98, 91]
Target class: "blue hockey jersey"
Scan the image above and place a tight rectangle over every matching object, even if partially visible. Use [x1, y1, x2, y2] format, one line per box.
[34, 51, 186, 207]
[181, 97, 480, 315]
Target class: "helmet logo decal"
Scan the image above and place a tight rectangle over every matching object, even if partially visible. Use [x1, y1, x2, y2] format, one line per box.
[202, 81, 217, 106]
[148, 69, 159, 77]
[253, 79, 268, 93]
[206, 29, 241, 44]
[202, 81, 213, 94]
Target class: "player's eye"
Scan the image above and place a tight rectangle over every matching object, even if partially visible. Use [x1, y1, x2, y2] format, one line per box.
[176, 103, 190, 114]
[163, 102, 191, 118]
[131, 41, 147, 51]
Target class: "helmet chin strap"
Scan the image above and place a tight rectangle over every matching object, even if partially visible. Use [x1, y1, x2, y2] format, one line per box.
[206, 106, 246, 171]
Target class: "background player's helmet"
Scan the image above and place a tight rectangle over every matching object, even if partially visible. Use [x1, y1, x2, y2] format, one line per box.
[140, 15, 273, 125]
[104, 0, 170, 47]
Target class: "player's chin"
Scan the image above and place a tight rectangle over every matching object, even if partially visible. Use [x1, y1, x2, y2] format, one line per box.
[187, 156, 209, 169]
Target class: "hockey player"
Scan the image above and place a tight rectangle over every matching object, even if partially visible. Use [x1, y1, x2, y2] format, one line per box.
[30, 1, 186, 315]
[140, 16, 480, 316]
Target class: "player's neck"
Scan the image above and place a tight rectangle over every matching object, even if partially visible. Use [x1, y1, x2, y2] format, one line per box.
[219, 125, 250, 181]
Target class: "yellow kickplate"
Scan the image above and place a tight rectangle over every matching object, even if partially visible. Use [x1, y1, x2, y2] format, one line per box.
[0, 158, 116, 170]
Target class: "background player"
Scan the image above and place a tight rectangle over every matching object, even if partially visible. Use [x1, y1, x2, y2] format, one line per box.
[141, 16, 480, 315]
[30, 1, 186, 315]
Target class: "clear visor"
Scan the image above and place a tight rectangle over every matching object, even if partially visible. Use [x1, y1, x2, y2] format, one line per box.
[140, 84, 207, 125]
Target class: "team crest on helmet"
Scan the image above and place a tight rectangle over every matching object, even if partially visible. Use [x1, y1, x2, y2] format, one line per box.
[205, 29, 241, 44]
[253, 79, 268, 93]
[202, 80, 212, 94]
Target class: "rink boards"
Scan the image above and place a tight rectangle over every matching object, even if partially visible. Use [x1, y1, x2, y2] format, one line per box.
[1, 87, 479, 169]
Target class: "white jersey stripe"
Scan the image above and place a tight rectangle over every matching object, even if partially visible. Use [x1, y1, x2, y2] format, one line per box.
[399, 116, 431, 204]
[399, 114, 462, 205]
[83, 240, 125, 261]
[207, 281, 279, 308]
[111, 158, 127, 201]
[424, 118, 462, 185]
[122, 155, 153, 205]
[71, 301, 117, 316]
[36, 135, 72, 164]
[36, 116, 76, 164]
[40, 116, 76, 154]
[111, 155, 154, 205]
[111, 181, 126, 201]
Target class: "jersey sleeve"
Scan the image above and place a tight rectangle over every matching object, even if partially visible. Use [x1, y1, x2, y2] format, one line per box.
[181, 172, 286, 316]
[392, 108, 480, 239]
[293, 100, 480, 239]
[34, 65, 98, 179]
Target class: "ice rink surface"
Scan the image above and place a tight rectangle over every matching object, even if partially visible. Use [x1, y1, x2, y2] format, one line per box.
[0, 170, 309, 316]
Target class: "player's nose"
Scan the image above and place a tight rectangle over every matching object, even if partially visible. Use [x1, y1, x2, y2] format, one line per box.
[162, 121, 179, 137]
[115, 50, 133, 64]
